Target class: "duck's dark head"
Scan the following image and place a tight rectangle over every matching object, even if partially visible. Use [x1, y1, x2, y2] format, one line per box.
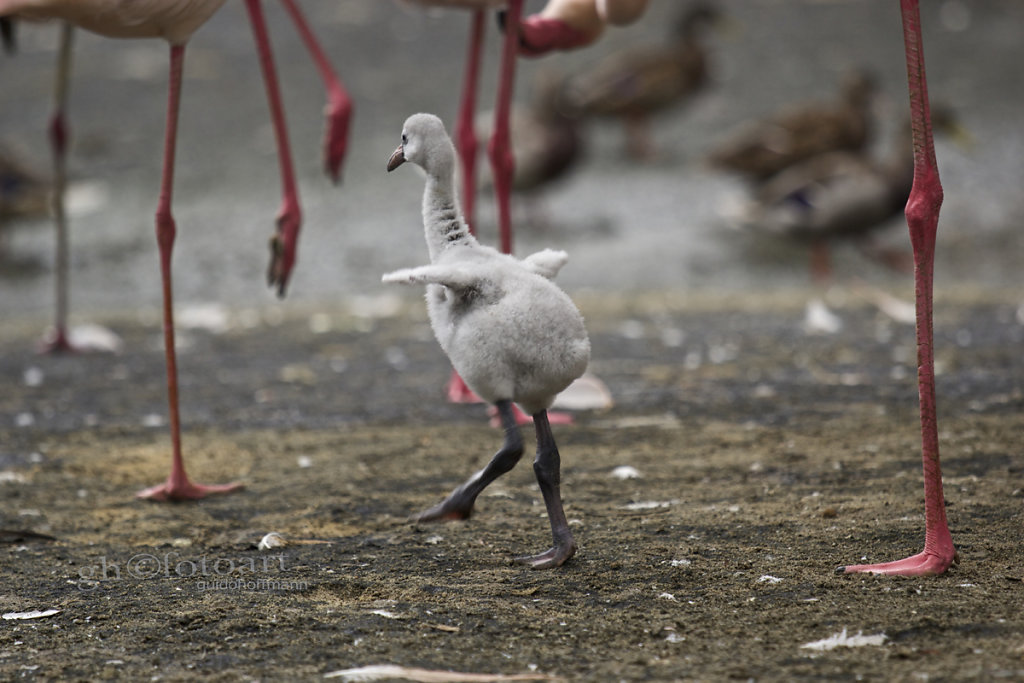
[842, 68, 879, 110]
[674, 3, 721, 40]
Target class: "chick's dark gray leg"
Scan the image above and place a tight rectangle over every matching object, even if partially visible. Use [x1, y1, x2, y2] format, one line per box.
[413, 400, 523, 522]
[514, 410, 577, 569]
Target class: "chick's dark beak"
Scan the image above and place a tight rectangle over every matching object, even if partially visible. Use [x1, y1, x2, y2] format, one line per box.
[387, 145, 406, 172]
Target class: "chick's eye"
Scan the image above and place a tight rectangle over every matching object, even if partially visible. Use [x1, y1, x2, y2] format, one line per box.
[402, 134, 408, 144]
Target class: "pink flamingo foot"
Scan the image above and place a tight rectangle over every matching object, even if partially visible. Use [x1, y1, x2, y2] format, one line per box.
[136, 478, 244, 502]
[37, 327, 75, 354]
[279, 0, 350, 184]
[267, 199, 301, 297]
[839, 547, 958, 577]
[487, 403, 573, 427]
[446, 371, 482, 404]
[322, 88, 352, 184]
[447, 375, 573, 425]
[500, 13, 592, 57]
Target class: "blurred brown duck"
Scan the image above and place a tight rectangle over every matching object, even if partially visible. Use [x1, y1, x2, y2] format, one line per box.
[565, 3, 720, 158]
[478, 70, 583, 199]
[0, 146, 49, 226]
[707, 69, 878, 182]
[729, 107, 965, 282]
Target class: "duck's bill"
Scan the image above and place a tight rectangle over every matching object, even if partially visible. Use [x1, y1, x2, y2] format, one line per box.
[387, 146, 406, 172]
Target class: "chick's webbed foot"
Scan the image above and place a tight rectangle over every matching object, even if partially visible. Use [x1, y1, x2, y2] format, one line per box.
[514, 536, 576, 569]
[411, 487, 477, 523]
[410, 400, 523, 524]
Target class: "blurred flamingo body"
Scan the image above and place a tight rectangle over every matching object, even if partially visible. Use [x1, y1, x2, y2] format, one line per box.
[0, 0, 350, 500]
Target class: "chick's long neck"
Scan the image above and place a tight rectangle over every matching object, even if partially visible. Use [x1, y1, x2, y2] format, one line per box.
[422, 164, 476, 263]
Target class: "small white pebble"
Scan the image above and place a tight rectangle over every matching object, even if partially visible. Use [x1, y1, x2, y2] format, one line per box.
[15, 413, 34, 428]
[309, 313, 333, 334]
[384, 346, 408, 370]
[660, 328, 686, 348]
[23, 367, 44, 388]
[619, 320, 646, 340]
[141, 414, 164, 428]
[296, 455, 313, 469]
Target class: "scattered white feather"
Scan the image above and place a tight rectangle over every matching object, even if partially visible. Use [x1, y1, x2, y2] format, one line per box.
[598, 414, 682, 430]
[67, 324, 125, 353]
[657, 592, 677, 601]
[801, 628, 887, 651]
[0, 471, 28, 484]
[258, 532, 287, 550]
[856, 284, 917, 324]
[324, 664, 557, 681]
[3, 609, 60, 620]
[370, 610, 406, 620]
[758, 575, 783, 584]
[66, 180, 110, 217]
[804, 298, 842, 335]
[610, 465, 641, 480]
[177, 303, 230, 334]
[621, 500, 678, 511]
[551, 373, 613, 411]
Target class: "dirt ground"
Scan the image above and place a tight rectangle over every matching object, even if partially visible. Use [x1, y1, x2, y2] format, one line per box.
[1, 288, 1023, 681]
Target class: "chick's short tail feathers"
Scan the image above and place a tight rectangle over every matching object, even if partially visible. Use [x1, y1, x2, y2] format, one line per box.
[522, 248, 569, 280]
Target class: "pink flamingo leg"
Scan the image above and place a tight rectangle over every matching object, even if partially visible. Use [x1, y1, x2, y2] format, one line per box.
[446, 10, 488, 405]
[839, 0, 955, 576]
[245, 0, 302, 297]
[39, 22, 74, 354]
[481, 0, 574, 427]
[136, 45, 243, 501]
[489, 0, 522, 257]
[456, 10, 485, 234]
[280, 0, 351, 184]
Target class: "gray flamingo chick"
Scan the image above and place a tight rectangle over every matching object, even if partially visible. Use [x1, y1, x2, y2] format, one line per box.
[384, 113, 590, 569]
